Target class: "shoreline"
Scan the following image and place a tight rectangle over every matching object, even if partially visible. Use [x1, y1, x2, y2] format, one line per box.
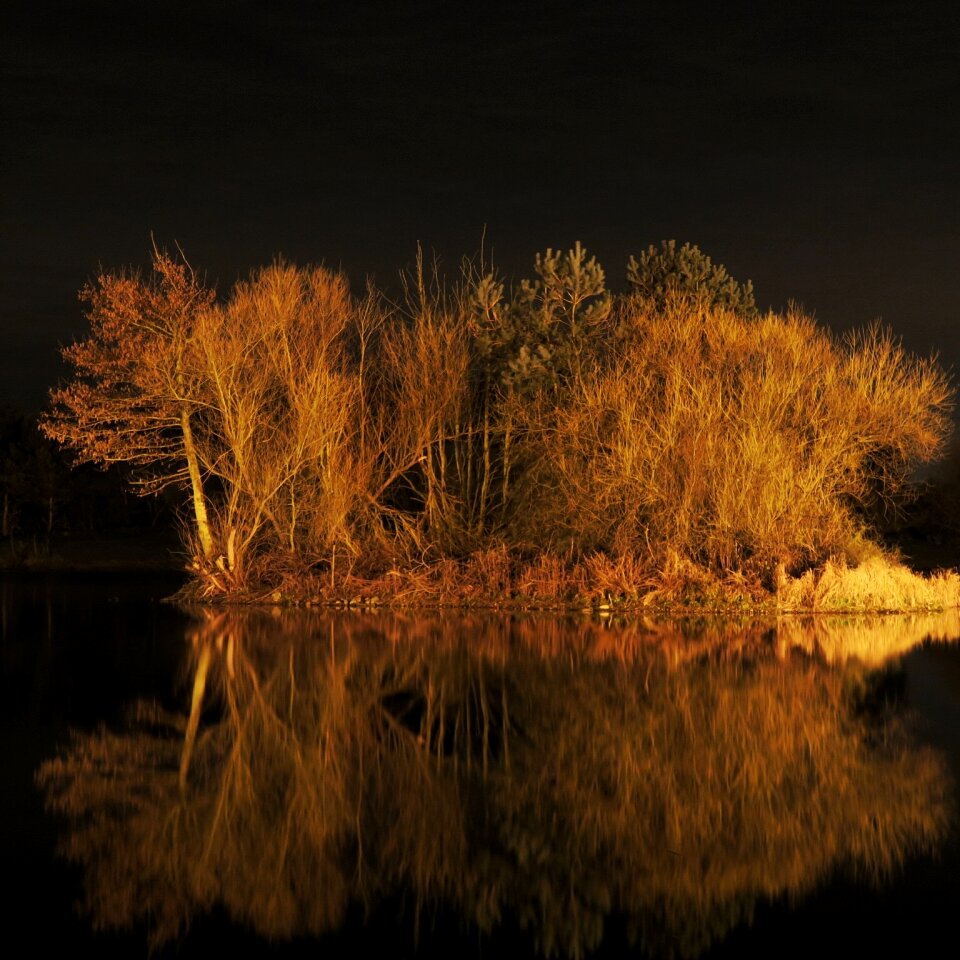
[0, 533, 184, 575]
[5, 536, 958, 617]
[170, 547, 960, 617]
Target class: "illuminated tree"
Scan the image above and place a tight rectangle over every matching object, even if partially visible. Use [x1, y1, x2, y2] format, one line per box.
[41, 249, 218, 559]
[42, 250, 470, 589]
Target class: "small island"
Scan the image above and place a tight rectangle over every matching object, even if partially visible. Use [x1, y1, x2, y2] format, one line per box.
[38, 240, 959, 613]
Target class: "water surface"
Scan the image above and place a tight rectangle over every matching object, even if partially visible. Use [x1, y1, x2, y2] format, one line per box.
[7, 577, 960, 958]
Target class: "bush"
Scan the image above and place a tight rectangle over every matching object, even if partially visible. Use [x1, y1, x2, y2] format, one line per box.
[44, 244, 954, 598]
[525, 295, 952, 578]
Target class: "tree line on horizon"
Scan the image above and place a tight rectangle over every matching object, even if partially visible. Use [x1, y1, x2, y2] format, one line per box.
[39, 240, 954, 598]
[0, 406, 170, 550]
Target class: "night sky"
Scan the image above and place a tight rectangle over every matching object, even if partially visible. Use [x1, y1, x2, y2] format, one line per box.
[3, 0, 959, 411]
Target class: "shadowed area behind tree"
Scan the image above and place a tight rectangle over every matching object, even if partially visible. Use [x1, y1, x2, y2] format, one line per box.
[0, 407, 177, 569]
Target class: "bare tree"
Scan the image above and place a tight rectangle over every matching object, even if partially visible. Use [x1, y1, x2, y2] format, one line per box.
[42, 248, 218, 560]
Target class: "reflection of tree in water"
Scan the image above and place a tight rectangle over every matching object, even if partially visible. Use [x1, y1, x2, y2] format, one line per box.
[38, 611, 953, 958]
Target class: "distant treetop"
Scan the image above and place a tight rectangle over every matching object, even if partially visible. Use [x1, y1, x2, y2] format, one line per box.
[626, 240, 758, 318]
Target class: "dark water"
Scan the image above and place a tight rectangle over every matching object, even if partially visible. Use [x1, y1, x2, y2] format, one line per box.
[5, 575, 960, 959]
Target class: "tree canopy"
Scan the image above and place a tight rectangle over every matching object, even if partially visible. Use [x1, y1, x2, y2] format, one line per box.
[40, 242, 952, 600]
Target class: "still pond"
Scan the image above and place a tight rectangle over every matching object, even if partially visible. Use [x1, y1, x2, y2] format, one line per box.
[4, 574, 960, 958]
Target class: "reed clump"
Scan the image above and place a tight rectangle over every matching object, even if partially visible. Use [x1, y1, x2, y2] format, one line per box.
[44, 244, 955, 610]
[777, 551, 960, 613]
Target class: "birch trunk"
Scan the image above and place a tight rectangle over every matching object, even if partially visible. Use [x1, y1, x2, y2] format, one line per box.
[180, 405, 214, 560]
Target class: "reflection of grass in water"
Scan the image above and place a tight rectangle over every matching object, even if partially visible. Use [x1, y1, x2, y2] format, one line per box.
[38, 611, 953, 958]
[778, 609, 960, 667]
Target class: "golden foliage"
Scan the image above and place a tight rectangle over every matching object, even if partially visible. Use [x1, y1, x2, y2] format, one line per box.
[525, 296, 953, 577]
[44, 248, 955, 603]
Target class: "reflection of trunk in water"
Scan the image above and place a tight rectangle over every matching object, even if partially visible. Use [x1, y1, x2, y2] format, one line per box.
[38, 610, 956, 958]
[179, 641, 211, 791]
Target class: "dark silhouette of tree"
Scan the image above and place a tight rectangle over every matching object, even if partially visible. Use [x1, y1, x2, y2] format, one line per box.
[626, 240, 758, 317]
[473, 241, 612, 396]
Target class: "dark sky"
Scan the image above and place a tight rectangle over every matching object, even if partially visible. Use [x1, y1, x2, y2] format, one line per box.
[3, 0, 959, 411]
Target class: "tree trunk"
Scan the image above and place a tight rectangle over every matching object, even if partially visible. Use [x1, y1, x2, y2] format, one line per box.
[180, 406, 214, 560]
[477, 395, 492, 533]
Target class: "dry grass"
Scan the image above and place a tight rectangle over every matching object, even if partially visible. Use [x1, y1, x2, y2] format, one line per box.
[170, 540, 960, 617]
[777, 551, 960, 613]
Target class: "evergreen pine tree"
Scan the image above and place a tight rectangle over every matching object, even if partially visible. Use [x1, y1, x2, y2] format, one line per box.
[626, 240, 758, 318]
